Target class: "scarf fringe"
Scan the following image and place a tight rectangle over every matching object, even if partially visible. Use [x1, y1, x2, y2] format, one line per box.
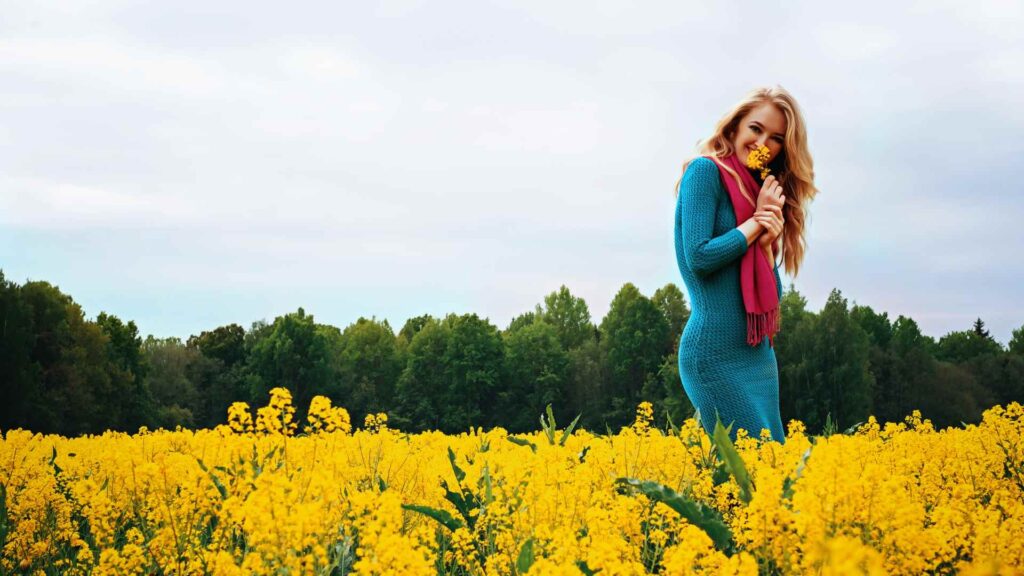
[747, 306, 780, 348]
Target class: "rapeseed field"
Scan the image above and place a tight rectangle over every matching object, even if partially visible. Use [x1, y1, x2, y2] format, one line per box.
[2, 389, 1022, 575]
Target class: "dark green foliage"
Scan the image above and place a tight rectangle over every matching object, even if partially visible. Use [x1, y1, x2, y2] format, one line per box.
[1010, 324, 1024, 356]
[439, 314, 505, 431]
[775, 288, 873, 433]
[188, 324, 246, 367]
[246, 307, 339, 416]
[398, 314, 433, 343]
[96, 312, 152, 430]
[336, 317, 401, 422]
[614, 477, 734, 552]
[504, 309, 541, 335]
[500, 321, 569, 432]
[775, 285, 815, 429]
[143, 336, 199, 428]
[600, 283, 670, 427]
[394, 318, 450, 431]
[0, 271, 37, 431]
[651, 283, 690, 354]
[0, 268, 1019, 437]
[937, 326, 1003, 364]
[541, 285, 594, 350]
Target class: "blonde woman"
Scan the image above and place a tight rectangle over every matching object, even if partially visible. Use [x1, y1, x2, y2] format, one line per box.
[674, 86, 817, 444]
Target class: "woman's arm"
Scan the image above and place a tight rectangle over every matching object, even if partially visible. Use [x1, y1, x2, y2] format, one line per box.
[677, 158, 764, 278]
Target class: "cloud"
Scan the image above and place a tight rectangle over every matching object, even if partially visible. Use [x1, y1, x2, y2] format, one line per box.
[0, 178, 193, 229]
[1, 0, 1022, 344]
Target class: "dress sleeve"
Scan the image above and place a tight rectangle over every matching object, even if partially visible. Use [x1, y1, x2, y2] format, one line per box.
[677, 157, 749, 278]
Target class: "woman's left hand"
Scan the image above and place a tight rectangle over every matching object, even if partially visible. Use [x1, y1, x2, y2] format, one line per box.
[754, 204, 784, 248]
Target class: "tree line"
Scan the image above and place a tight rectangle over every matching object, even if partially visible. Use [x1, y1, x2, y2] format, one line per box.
[1, 269, 1022, 437]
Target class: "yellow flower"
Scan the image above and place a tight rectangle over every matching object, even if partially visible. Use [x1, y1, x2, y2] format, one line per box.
[745, 144, 772, 180]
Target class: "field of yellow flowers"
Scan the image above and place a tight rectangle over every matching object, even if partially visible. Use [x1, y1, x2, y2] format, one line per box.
[2, 388, 1022, 575]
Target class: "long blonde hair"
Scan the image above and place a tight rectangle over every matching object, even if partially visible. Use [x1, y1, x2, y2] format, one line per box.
[677, 85, 817, 278]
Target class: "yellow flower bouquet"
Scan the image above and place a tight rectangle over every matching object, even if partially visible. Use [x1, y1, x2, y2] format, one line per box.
[746, 144, 771, 180]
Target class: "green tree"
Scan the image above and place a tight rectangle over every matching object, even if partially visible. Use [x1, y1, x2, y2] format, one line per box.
[143, 336, 199, 428]
[599, 283, 669, 428]
[186, 323, 252, 426]
[541, 286, 594, 350]
[917, 362, 989, 428]
[851, 304, 896, 423]
[500, 320, 569, 432]
[336, 317, 401, 420]
[657, 351, 693, 429]
[399, 314, 434, 343]
[440, 314, 505, 431]
[812, 289, 874, 431]
[188, 324, 246, 367]
[0, 271, 38, 431]
[97, 312, 152, 430]
[774, 285, 816, 428]
[652, 283, 690, 353]
[851, 304, 893, 348]
[505, 308, 542, 335]
[973, 318, 992, 339]
[247, 308, 338, 414]
[394, 318, 450, 431]
[877, 315, 935, 424]
[1009, 324, 1024, 356]
[18, 281, 114, 434]
[566, 339, 608, 432]
[963, 353, 1020, 411]
[937, 323, 1002, 364]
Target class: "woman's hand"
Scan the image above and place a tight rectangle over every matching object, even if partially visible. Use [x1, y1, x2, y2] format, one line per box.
[755, 204, 784, 248]
[755, 175, 785, 250]
[757, 175, 785, 212]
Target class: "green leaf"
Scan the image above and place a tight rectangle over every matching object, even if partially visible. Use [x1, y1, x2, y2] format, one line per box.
[576, 560, 601, 575]
[712, 416, 754, 504]
[480, 463, 494, 506]
[823, 412, 836, 437]
[665, 411, 680, 437]
[402, 504, 465, 532]
[507, 436, 537, 453]
[542, 404, 557, 445]
[196, 458, 229, 500]
[711, 463, 731, 487]
[559, 413, 582, 446]
[614, 477, 734, 552]
[441, 479, 480, 531]
[447, 447, 466, 483]
[49, 446, 62, 475]
[515, 537, 535, 575]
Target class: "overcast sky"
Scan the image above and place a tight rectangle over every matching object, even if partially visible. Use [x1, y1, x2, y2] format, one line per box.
[2, 0, 1022, 345]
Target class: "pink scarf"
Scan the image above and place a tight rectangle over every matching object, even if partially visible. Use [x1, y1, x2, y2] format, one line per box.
[706, 154, 780, 347]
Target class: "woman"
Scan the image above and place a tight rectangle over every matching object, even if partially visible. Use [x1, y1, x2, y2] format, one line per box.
[674, 85, 817, 445]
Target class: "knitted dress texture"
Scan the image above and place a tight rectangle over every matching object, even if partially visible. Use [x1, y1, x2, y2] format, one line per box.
[674, 157, 787, 444]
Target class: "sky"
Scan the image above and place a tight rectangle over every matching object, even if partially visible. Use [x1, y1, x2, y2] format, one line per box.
[2, 1, 1023, 345]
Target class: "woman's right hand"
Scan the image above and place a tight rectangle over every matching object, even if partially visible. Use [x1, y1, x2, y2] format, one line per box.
[757, 175, 785, 212]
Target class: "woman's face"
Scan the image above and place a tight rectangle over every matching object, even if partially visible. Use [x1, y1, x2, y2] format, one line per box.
[732, 102, 787, 165]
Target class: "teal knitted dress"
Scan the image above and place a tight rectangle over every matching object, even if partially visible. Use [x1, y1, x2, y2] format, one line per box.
[674, 157, 786, 444]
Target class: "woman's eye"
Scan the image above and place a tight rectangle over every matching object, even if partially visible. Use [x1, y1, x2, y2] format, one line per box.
[750, 125, 761, 132]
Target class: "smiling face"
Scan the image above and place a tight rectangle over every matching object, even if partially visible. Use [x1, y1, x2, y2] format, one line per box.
[732, 102, 788, 165]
